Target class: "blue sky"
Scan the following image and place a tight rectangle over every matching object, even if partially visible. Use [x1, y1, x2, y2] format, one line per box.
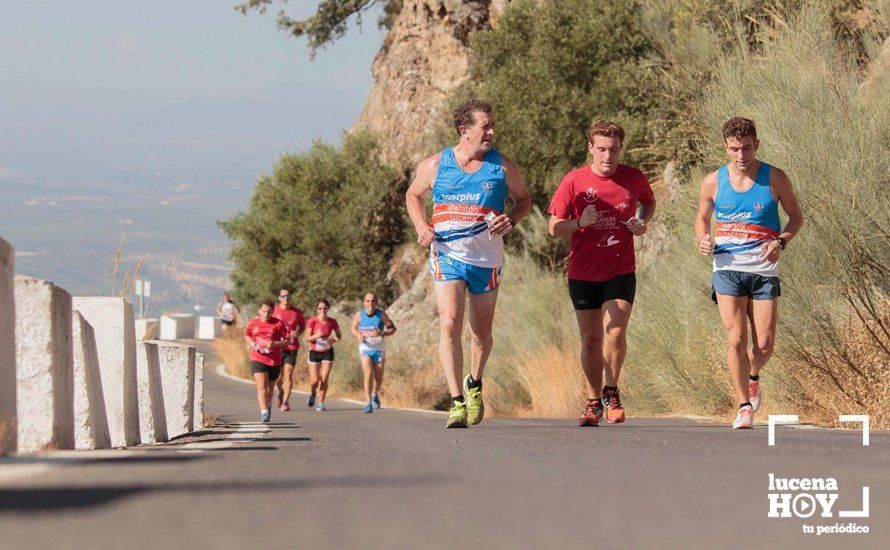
[0, 1, 389, 308]
[0, 0, 387, 186]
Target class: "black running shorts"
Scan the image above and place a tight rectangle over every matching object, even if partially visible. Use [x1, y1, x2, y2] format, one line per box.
[281, 350, 298, 366]
[250, 361, 282, 380]
[568, 273, 636, 310]
[308, 349, 335, 363]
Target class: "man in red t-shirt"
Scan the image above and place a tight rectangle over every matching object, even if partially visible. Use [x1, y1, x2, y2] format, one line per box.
[547, 120, 656, 427]
[244, 299, 289, 422]
[273, 288, 306, 412]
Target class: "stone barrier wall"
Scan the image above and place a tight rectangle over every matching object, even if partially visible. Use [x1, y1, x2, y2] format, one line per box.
[14, 276, 75, 453]
[72, 312, 111, 450]
[72, 297, 140, 448]
[151, 341, 195, 438]
[135, 341, 168, 444]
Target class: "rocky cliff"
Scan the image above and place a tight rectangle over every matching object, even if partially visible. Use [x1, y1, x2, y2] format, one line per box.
[352, 0, 510, 167]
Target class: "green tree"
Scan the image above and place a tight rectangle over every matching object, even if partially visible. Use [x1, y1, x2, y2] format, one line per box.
[221, 132, 407, 308]
[453, 0, 658, 209]
[236, 0, 402, 57]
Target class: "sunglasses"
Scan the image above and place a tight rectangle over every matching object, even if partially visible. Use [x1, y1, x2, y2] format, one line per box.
[279, 294, 290, 299]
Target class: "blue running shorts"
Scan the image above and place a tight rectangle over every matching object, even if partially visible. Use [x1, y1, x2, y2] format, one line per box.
[429, 250, 501, 294]
[711, 270, 781, 303]
[360, 349, 384, 364]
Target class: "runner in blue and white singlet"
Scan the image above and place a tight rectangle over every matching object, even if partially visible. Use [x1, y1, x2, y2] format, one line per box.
[695, 117, 803, 430]
[350, 293, 396, 413]
[405, 99, 531, 428]
[428, 147, 508, 294]
[712, 162, 782, 277]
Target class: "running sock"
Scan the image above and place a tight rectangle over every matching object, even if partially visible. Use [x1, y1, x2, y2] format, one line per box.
[603, 385, 618, 392]
[452, 395, 465, 405]
[467, 375, 482, 389]
[739, 402, 752, 409]
[749, 374, 760, 381]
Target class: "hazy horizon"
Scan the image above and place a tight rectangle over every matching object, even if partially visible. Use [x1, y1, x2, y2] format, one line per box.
[0, 1, 387, 313]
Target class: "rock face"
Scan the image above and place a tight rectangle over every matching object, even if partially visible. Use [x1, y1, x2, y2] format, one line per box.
[353, 0, 511, 166]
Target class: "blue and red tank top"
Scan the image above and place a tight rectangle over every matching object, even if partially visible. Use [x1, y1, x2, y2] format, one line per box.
[713, 162, 781, 277]
[430, 148, 508, 268]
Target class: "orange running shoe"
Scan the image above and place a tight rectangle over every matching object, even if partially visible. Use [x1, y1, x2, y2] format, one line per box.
[579, 398, 604, 426]
[603, 387, 625, 424]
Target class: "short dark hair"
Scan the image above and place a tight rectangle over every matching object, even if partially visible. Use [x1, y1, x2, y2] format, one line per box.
[453, 99, 493, 136]
[722, 117, 757, 141]
[260, 299, 274, 309]
[587, 120, 625, 145]
[316, 299, 330, 309]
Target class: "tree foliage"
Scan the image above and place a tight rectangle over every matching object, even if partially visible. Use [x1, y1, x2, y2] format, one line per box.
[452, 0, 658, 210]
[221, 132, 407, 308]
[236, 0, 402, 57]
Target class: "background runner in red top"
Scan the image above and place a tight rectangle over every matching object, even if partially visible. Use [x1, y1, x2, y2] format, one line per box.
[245, 317, 288, 366]
[306, 317, 340, 352]
[273, 305, 305, 352]
[547, 164, 654, 282]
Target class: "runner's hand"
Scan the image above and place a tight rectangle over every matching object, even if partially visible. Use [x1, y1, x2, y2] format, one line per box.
[417, 227, 435, 247]
[621, 217, 647, 236]
[578, 205, 598, 228]
[761, 240, 781, 262]
[488, 214, 514, 237]
[698, 234, 714, 256]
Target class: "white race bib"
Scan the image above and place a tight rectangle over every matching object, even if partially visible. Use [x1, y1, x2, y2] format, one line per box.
[314, 338, 331, 351]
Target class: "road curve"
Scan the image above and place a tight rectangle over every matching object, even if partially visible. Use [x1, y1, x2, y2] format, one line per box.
[0, 345, 887, 549]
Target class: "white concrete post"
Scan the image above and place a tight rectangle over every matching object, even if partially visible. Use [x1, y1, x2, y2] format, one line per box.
[135, 341, 168, 443]
[193, 352, 205, 428]
[72, 312, 111, 449]
[0, 238, 16, 455]
[72, 297, 140, 447]
[14, 276, 75, 452]
[159, 314, 196, 340]
[151, 341, 195, 438]
[197, 316, 221, 340]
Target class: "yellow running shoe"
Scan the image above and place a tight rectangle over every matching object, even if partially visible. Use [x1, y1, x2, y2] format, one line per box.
[446, 400, 468, 429]
[463, 374, 484, 425]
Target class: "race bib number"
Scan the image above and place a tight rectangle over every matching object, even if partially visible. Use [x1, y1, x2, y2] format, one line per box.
[315, 338, 331, 351]
[364, 335, 383, 346]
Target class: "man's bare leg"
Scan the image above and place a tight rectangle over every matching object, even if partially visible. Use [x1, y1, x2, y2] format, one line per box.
[716, 294, 752, 404]
[574, 309, 605, 399]
[361, 355, 374, 403]
[434, 281, 467, 397]
[601, 299, 633, 387]
[747, 298, 778, 375]
[467, 288, 499, 381]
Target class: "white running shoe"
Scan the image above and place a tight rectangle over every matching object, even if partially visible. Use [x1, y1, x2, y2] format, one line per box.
[732, 405, 754, 429]
[260, 408, 271, 423]
[315, 402, 326, 412]
[749, 379, 763, 411]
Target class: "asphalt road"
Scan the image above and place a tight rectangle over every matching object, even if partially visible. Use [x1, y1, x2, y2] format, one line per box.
[0, 347, 887, 549]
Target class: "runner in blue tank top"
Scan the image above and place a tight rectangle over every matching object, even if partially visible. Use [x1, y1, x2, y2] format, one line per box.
[406, 99, 531, 428]
[695, 117, 803, 429]
[350, 293, 397, 413]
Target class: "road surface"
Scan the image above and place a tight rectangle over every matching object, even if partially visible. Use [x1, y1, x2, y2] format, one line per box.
[0, 346, 887, 549]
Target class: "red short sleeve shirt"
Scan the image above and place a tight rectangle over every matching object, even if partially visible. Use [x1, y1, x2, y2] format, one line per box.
[273, 305, 305, 351]
[244, 317, 288, 366]
[547, 164, 654, 282]
[306, 317, 340, 352]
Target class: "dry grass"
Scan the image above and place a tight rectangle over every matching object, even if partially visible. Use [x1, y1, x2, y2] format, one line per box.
[0, 417, 14, 455]
[211, 332, 250, 380]
[497, 345, 586, 418]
